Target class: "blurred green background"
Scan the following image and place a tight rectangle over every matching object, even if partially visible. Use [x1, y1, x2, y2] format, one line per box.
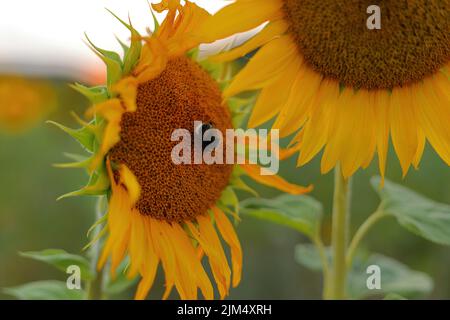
[0, 79, 449, 300]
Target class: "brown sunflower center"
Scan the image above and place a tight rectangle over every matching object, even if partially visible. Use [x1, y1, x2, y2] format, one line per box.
[282, 0, 450, 89]
[109, 56, 233, 222]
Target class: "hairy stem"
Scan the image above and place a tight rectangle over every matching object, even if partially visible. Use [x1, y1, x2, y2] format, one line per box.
[346, 209, 387, 269]
[330, 166, 352, 299]
[86, 196, 106, 300]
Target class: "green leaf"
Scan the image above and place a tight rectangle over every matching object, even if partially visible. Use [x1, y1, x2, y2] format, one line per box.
[371, 176, 450, 245]
[3, 281, 84, 300]
[348, 253, 433, 299]
[295, 244, 433, 299]
[20, 249, 94, 281]
[240, 194, 323, 239]
[384, 293, 407, 300]
[294, 243, 330, 272]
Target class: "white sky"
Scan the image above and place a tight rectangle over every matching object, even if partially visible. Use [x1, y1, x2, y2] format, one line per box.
[0, 0, 230, 83]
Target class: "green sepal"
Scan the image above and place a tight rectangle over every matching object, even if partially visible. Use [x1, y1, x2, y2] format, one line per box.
[70, 84, 109, 104]
[57, 164, 110, 200]
[83, 226, 107, 251]
[106, 9, 142, 76]
[199, 58, 225, 82]
[230, 176, 258, 197]
[85, 32, 122, 65]
[228, 166, 259, 196]
[85, 33, 123, 89]
[228, 97, 253, 128]
[116, 35, 130, 57]
[47, 121, 95, 152]
[149, 5, 160, 33]
[86, 213, 108, 239]
[187, 47, 200, 60]
[53, 157, 92, 169]
[62, 152, 90, 162]
[218, 186, 239, 216]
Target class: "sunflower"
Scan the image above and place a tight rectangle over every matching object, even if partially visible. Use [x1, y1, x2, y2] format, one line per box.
[195, 0, 450, 178]
[53, 0, 311, 300]
[0, 75, 56, 133]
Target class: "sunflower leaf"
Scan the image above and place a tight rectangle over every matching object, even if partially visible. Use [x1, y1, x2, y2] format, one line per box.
[384, 293, 408, 300]
[371, 176, 450, 245]
[295, 244, 433, 299]
[240, 194, 322, 239]
[3, 280, 84, 300]
[19, 249, 94, 281]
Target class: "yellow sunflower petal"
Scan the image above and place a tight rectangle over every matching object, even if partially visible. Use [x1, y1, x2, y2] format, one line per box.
[165, 1, 211, 55]
[416, 74, 450, 166]
[223, 35, 298, 98]
[212, 206, 242, 288]
[113, 77, 138, 112]
[195, 0, 283, 43]
[211, 19, 288, 63]
[340, 90, 376, 177]
[119, 165, 141, 205]
[170, 223, 214, 300]
[297, 79, 339, 166]
[273, 62, 322, 137]
[135, 38, 168, 83]
[248, 48, 302, 128]
[240, 164, 313, 194]
[390, 86, 419, 176]
[187, 217, 231, 300]
[372, 91, 390, 180]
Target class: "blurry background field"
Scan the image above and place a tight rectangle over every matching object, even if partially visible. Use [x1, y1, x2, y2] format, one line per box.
[0, 0, 449, 300]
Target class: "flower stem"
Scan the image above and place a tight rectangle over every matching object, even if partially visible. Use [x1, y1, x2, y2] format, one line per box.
[86, 196, 106, 300]
[329, 166, 352, 299]
[346, 209, 387, 269]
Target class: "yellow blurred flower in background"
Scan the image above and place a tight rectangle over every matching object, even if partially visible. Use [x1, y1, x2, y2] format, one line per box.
[0, 75, 56, 133]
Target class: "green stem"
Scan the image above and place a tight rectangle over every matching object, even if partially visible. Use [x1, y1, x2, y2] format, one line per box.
[346, 209, 387, 269]
[86, 196, 106, 300]
[329, 166, 352, 300]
